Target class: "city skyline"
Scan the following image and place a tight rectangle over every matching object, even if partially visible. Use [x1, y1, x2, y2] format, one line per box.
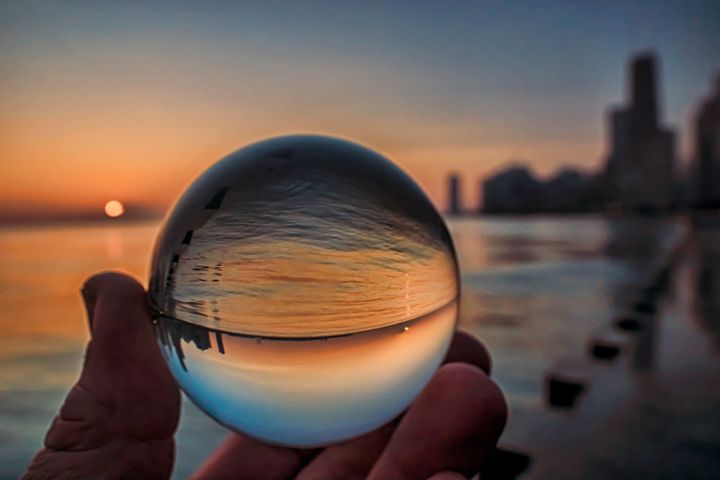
[449, 53, 719, 214]
[1, 1, 719, 218]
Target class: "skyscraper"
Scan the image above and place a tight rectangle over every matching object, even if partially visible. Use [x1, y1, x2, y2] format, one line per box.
[447, 173, 462, 215]
[631, 55, 659, 139]
[604, 52, 676, 211]
[693, 76, 720, 208]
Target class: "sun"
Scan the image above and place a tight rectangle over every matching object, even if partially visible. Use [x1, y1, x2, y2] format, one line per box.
[104, 200, 125, 218]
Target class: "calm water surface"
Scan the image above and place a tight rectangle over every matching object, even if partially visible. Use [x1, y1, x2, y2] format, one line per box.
[0, 216, 666, 478]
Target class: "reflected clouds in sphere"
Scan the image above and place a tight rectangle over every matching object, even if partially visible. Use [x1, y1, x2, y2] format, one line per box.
[148, 135, 459, 447]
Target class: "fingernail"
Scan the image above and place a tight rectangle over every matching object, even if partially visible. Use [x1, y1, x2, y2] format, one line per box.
[81, 288, 97, 333]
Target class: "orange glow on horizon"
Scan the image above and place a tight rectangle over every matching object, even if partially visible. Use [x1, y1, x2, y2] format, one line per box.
[0, 56, 604, 218]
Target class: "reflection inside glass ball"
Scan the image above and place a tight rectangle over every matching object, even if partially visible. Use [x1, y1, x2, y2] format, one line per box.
[149, 135, 459, 447]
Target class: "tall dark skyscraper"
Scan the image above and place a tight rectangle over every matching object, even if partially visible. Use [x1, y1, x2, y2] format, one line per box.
[693, 76, 720, 208]
[631, 55, 659, 138]
[604, 52, 676, 211]
[447, 173, 462, 214]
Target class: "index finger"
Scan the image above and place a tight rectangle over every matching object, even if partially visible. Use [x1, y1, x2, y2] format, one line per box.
[367, 363, 507, 480]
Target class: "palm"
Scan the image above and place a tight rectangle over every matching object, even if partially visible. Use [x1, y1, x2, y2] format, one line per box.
[24, 273, 505, 480]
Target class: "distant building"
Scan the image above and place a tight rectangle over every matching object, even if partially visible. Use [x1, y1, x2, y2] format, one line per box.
[447, 173, 462, 214]
[481, 165, 598, 214]
[470, 52, 684, 215]
[482, 166, 543, 214]
[544, 169, 590, 212]
[692, 76, 720, 208]
[604, 52, 676, 212]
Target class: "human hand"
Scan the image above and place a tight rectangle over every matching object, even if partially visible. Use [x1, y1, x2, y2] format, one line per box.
[24, 272, 506, 480]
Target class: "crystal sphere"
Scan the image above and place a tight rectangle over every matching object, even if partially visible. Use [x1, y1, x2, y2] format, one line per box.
[148, 135, 459, 447]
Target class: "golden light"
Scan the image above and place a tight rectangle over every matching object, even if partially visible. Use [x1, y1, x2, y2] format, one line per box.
[104, 200, 125, 218]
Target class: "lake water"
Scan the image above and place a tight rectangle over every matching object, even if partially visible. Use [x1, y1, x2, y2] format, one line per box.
[0, 216, 678, 478]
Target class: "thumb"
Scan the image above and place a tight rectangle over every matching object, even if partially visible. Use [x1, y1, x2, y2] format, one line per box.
[23, 272, 180, 480]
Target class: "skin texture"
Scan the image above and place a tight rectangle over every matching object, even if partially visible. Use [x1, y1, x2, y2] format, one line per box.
[23, 272, 507, 480]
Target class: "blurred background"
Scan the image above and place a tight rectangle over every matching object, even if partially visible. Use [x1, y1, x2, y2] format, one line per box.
[1, 1, 719, 478]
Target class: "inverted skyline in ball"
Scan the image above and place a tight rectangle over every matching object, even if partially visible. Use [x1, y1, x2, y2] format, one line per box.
[149, 135, 459, 446]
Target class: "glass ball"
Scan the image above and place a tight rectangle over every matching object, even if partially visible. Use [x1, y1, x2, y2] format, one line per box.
[148, 135, 459, 447]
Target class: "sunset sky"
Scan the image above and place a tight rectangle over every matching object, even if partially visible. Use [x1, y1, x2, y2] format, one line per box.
[1, 1, 718, 217]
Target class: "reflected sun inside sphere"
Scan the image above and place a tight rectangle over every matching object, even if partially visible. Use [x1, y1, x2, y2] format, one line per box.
[104, 200, 125, 218]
